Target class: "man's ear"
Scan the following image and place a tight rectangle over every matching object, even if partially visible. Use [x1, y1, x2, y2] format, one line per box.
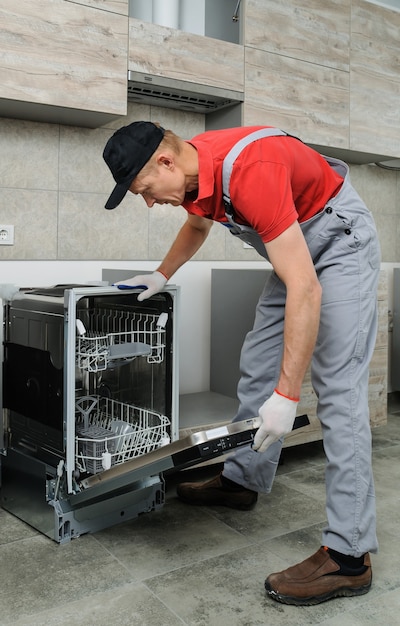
[157, 153, 174, 170]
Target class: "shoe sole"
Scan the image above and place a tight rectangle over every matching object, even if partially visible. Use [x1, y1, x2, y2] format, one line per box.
[265, 579, 372, 606]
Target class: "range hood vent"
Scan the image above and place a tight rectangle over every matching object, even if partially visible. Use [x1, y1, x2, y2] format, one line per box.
[128, 71, 243, 114]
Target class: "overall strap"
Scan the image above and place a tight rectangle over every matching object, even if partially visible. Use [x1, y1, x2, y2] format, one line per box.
[222, 127, 288, 208]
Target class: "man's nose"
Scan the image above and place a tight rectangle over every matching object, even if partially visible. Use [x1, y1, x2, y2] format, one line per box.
[143, 193, 156, 208]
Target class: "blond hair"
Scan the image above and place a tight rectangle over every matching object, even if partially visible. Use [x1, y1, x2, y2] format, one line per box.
[140, 127, 183, 176]
[159, 128, 182, 154]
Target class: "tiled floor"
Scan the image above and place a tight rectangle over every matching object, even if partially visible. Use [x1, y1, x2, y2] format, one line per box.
[1, 400, 400, 626]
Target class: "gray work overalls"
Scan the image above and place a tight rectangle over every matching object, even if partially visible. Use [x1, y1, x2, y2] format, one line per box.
[221, 128, 381, 557]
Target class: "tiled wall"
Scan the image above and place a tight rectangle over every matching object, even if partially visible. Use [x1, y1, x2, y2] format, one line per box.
[1, 103, 399, 263]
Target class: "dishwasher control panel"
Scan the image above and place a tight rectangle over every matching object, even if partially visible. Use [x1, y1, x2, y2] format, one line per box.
[171, 413, 310, 469]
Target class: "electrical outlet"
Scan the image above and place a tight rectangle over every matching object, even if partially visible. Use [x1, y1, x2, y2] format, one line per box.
[0, 225, 14, 245]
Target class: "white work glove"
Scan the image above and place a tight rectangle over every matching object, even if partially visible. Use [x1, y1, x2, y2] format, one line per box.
[114, 271, 167, 301]
[253, 389, 299, 453]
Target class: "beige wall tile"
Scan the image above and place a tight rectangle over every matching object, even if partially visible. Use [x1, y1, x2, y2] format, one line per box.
[190, 221, 226, 261]
[374, 211, 398, 263]
[58, 191, 149, 260]
[59, 126, 116, 195]
[101, 102, 205, 138]
[99, 103, 152, 130]
[349, 163, 399, 263]
[148, 205, 187, 261]
[148, 205, 227, 262]
[149, 107, 205, 139]
[349, 164, 398, 214]
[0, 118, 59, 190]
[0, 188, 57, 259]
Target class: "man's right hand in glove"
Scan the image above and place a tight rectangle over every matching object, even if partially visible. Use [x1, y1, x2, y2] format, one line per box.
[253, 389, 299, 453]
[114, 270, 168, 301]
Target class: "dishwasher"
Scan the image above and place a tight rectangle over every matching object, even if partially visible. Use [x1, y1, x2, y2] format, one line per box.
[0, 284, 280, 544]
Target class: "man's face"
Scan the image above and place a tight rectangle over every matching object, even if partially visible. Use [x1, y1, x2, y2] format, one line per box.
[129, 158, 186, 207]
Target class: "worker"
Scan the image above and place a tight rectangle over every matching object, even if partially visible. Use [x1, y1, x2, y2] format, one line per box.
[103, 120, 380, 606]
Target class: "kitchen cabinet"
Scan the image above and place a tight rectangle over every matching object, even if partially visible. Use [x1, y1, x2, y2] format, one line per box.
[242, 0, 400, 161]
[243, 47, 349, 149]
[0, 0, 128, 127]
[244, 0, 350, 71]
[242, 0, 350, 147]
[350, 0, 400, 157]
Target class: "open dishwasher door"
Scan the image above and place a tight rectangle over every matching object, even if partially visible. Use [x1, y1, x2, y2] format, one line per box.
[71, 413, 310, 505]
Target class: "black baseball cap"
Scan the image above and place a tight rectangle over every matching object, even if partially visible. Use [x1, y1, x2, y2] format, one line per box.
[103, 121, 165, 209]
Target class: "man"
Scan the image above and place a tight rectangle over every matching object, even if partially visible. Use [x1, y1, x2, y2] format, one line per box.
[103, 121, 380, 606]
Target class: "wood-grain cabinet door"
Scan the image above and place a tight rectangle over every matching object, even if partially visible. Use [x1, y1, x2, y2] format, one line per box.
[0, 0, 129, 126]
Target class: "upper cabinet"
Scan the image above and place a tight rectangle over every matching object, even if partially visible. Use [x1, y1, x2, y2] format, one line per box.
[244, 0, 350, 71]
[242, 0, 400, 161]
[0, 0, 129, 127]
[350, 0, 400, 157]
[243, 0, 350, 149]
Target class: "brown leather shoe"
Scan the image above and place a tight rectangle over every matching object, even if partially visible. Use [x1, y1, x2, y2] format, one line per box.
[176, 473, 258, 510]
[265, 547, 372, 606]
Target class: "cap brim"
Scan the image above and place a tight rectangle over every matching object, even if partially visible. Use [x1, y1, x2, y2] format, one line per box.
[104, 180, 131, 210]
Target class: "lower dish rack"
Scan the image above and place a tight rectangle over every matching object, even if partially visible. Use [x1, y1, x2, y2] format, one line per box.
[75, 395, 171, 475]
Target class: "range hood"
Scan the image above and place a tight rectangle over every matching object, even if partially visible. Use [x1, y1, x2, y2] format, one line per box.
[127, 70, 244, 114]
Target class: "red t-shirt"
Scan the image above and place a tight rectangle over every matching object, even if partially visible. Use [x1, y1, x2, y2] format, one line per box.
[182, 126, 344, 243]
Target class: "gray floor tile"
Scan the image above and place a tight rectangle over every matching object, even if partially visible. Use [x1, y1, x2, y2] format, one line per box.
[320, 588, 400, 626]
[0, 534, 133, 623]
[0, 508, 38, 545]
[93, 501, 251, 581]
[204, 483, 326, 542]
[6, 583, 184, 626]
[145, 543, 297, 626]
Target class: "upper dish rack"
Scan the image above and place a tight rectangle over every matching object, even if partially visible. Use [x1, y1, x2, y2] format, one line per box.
[76, 309, 168, 372]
